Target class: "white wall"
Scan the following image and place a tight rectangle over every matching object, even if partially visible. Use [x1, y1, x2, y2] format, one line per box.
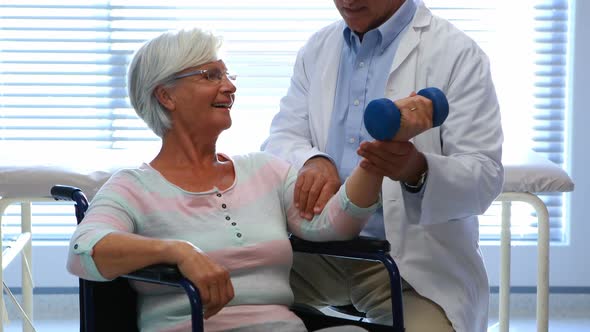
[4, 0, 590, 291]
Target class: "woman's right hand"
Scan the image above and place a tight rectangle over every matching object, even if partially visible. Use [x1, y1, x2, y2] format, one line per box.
[171, 240, 235, 319]
[392, 92, 434, 142]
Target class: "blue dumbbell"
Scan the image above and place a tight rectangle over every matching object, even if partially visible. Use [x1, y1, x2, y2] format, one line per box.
[363, 87, 449, 141]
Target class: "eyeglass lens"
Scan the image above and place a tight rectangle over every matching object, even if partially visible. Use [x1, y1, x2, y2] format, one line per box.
[208, 69, 236, 82]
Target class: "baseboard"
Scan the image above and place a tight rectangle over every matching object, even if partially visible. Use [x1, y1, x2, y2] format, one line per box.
[488, 293, 590, 318]
[489, 286, 590, 294]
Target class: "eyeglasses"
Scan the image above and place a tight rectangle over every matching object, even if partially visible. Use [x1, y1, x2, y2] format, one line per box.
[173, 68, 237, 82]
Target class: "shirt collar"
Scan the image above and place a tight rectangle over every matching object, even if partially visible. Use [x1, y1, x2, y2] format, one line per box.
[342, 0, 417, 53]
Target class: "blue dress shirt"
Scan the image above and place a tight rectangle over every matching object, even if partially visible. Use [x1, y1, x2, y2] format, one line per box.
[325, 0, 416, 238]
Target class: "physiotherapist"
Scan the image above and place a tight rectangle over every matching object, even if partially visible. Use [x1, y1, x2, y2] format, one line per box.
[262, 0, 504, 331]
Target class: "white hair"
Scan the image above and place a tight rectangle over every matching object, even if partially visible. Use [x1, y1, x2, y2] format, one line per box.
[127, 27, 222, 138]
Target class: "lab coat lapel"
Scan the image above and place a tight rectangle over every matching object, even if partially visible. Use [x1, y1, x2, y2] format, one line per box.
[314, 32, 343, 151]
[389, 2, 431, 78]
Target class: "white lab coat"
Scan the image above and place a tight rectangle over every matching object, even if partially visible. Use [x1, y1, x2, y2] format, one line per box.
[262, 2, 504, 332]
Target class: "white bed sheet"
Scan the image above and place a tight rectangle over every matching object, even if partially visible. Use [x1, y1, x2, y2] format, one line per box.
[0, 148, 149, 200]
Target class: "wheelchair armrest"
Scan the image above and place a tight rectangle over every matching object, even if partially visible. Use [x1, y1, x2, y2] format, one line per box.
[123, 264, 185, 288]
[289, 235, 404, 331]
[120, 265, 205, 332]
[289, 234, 390, 255]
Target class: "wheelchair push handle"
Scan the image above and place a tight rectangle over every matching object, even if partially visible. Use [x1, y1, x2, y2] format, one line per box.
[363, 87, 449, 141]
[51, 184, 83, 201]
[51, 184, 89, 223]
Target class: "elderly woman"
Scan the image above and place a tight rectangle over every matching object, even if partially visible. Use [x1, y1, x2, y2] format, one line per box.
[66, 27, 387, 332]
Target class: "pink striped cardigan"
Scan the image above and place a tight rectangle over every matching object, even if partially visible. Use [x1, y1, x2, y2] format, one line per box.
[67, 151, 380, 331]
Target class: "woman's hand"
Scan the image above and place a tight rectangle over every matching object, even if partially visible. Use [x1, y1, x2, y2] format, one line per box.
[171, 241, 235, 319]
[357, 92, 430, 183]
[392, 92, 434, 142]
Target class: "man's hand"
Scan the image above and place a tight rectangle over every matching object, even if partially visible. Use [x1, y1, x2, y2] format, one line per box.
[357, 140, 427, 184]
[295, 157, 341, 220]
[358, 92, 431, 184]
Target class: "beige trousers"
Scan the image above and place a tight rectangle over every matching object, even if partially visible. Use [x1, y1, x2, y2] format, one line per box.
[291, 253, 454, 332]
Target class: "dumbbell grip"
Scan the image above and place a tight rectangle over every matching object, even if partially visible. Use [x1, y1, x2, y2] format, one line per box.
[363, 87, 449, 141]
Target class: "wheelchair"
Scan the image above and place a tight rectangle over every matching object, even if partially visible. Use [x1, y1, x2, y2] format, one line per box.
[51, 185, 404, 332]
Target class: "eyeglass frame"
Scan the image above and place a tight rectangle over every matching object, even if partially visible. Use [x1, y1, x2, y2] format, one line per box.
[173, 68, 237, 82]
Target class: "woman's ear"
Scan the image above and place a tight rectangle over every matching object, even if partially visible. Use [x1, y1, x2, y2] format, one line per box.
[154, 85, 176, 111]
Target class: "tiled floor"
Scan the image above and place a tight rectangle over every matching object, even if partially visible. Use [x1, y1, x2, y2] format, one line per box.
[4, 320, 76, 332]
[4, 317, 590, 332]
[3, 293, 590, 331]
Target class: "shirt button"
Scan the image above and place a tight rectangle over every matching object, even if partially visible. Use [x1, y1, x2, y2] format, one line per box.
[348, 137, 356, 144]
[231, 222, 236, 226]
[236, 233, 242, 238]
[74, 244, 79, 249]
[216, 193, 222, 197]
[353, 99, 360, 106]
[222, 203, 227, 209]
[225, 216, 231, 221]
[359, 61, 365, 67]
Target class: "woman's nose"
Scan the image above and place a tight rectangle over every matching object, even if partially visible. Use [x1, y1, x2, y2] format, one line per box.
[220, 76, 237, 93]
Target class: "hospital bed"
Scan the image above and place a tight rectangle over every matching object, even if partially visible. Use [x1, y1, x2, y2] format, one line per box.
[495, 148, 574, 332]
[0, 148, 145, 332]
[0, 147, 574, 332]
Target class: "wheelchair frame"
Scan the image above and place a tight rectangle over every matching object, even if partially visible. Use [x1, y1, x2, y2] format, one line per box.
[52, 184, 404, 332]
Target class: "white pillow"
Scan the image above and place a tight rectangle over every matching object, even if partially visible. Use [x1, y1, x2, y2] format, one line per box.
[502, 148, 574, 193]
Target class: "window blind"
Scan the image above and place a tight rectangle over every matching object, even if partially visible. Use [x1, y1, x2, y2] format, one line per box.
[0, 0, 570, 243]
[530, 0, 570, 242]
